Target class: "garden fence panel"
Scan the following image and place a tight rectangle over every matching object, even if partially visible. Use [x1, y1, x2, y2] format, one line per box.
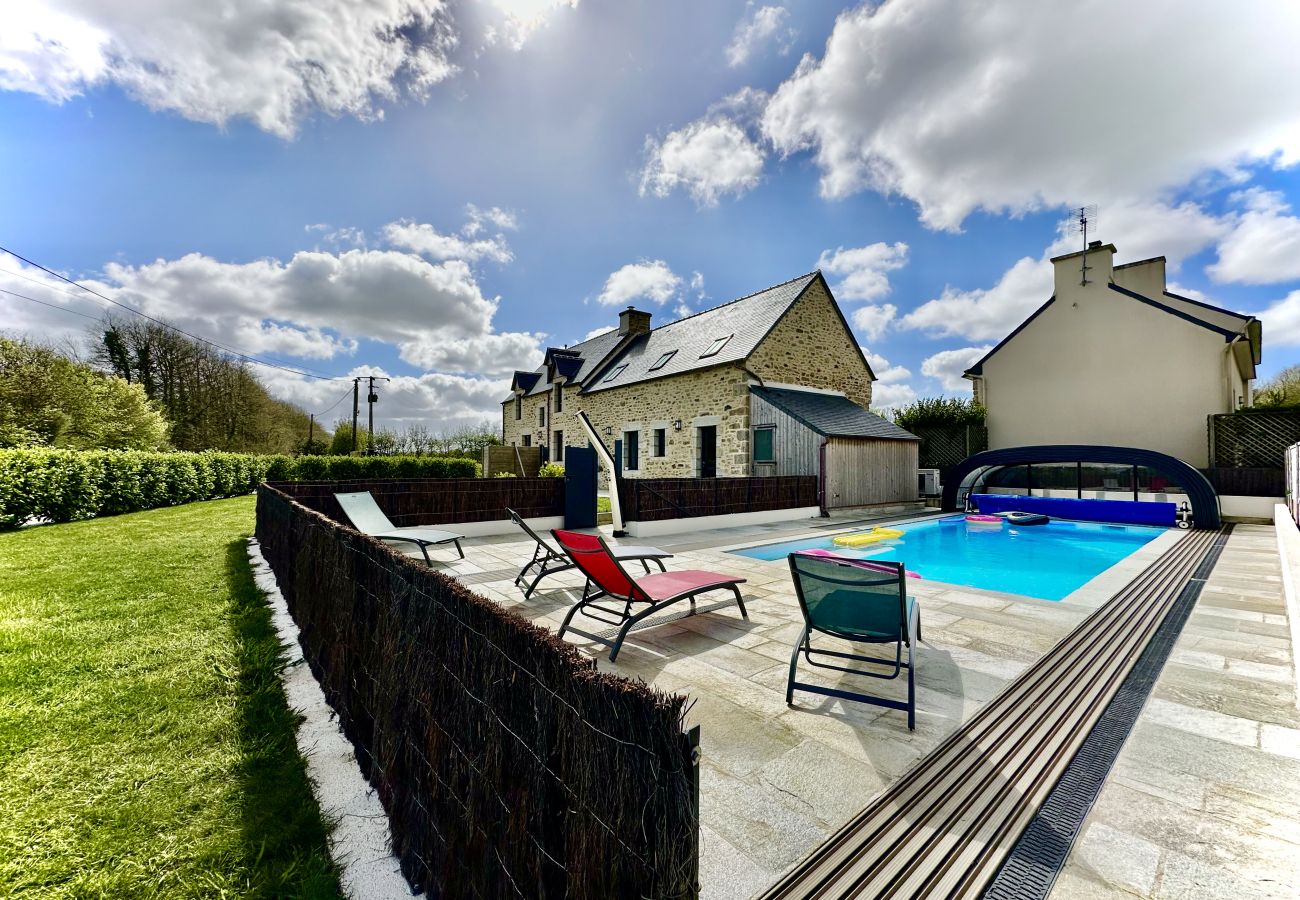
[255, 485, 700, 899]
[1288, 442, 1300, 526]
[1208, 410, 1300, 469]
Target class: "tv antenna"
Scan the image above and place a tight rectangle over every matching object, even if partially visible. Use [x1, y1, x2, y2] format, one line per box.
[1068, 204, 1099, 285]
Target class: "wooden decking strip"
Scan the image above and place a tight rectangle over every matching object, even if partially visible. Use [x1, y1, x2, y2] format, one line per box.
[760, 528, 1223, 900]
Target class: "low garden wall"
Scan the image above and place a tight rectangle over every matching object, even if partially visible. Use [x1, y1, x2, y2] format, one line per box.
[0, 449, 480, 530]
[618, 476, 818, 522]
[254, 485, 700, 898]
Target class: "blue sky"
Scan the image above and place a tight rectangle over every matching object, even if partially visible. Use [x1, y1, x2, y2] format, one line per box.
[3, 0, 1300, 428]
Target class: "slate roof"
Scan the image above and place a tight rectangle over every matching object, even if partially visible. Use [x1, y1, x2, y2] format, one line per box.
[751, 385, 919, 441]
[581, 272, 821, 394]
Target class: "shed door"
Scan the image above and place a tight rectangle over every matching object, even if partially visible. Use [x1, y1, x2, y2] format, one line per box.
[823, 438, 919, 508]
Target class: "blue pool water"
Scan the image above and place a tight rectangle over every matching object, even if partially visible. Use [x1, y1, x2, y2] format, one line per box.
[729, 516, 1164, 601]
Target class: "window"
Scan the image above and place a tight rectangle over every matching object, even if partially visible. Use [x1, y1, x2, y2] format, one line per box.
[514, 395, 521, 420]
[554, 383, 563, 412]
[753, 426, 775, 463]
[522, 434, 531, 447]
[653, 428, 667, 458]
[603, 363, 628, 383]
[553, 431, 564, 462]
[538, 405, 546, 427]
[700, 335, 732, 358]
[624, 430, 639, 471]
[648, 350, 676, 371]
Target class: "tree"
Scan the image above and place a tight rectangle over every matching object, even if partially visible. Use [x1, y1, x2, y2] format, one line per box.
[0, 336, 170, 450]
[1254, 366, 1300, 409]
[328, 419, 368, 455]
[891, 396, 986, 431]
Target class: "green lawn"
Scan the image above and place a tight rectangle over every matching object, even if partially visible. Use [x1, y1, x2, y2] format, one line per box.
[0, 496, 339, 898]
[597, 496, 612, 514]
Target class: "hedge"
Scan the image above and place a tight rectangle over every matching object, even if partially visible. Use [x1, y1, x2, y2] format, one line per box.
[0, 450, 481, 530]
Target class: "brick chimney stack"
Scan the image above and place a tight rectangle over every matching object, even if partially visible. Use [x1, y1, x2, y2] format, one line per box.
[618, 306, 652, 336]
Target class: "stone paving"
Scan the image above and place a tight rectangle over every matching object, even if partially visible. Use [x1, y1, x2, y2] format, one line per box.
[416, 511, 1200, 900]
[1052, 525, 1300, 900]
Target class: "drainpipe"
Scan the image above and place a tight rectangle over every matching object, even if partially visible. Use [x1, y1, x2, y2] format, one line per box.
[818, 438, 829, 517]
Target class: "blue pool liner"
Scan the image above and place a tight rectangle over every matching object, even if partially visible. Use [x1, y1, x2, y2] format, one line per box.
[970, 494, 1176, 527]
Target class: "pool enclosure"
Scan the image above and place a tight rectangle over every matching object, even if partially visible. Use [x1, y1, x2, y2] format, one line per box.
[941, 445, 1220, 529]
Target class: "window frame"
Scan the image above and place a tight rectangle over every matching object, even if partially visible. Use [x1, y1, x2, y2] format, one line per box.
[652, 428, 667, 458]
[553, 430, 564, 462]
[514, 395, 521, 420]
[753, 425, 776, 463]
[554, 382, 563, 412]
[700, 334, 733, 358]
[538, 404, 546, 427]
[648, 350, 677, 371]
[602, 363, 628, 383]
[624, 430, 640, 471]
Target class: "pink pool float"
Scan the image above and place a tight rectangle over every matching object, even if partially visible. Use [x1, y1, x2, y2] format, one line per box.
[965, 514, 1002, 524]
[795, 547, 922, 579]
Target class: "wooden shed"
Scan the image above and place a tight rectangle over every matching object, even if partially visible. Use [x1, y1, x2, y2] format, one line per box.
[749, 385, 920, 510]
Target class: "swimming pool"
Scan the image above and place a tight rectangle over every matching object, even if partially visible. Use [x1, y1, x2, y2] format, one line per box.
[728, 516, 1165, 601]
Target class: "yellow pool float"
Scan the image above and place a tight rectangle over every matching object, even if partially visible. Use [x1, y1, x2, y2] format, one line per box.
[832, 527, 904, 547]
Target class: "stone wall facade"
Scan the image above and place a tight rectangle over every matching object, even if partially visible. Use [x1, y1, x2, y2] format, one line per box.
[501, 275, 879, 476]
[746, 278, 874, 409]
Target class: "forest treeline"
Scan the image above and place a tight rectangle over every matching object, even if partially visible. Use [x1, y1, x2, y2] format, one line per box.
[1, 322, 318, 454]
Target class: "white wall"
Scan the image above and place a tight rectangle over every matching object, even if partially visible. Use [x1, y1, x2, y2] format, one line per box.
[980, 247, 1238, 468]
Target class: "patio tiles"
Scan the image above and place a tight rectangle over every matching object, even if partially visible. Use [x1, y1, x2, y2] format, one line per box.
[426, 521, 1298, 899]
[1051, 525, 1300, 899]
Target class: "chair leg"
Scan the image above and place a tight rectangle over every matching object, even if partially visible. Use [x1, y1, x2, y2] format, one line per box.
[419, 543, 432, 565]
[641, 559, 651, 574]
[557, 596, 587, 641]
[786, 626, 809, 706]
[906, 641, 915, 731]
[454, 539, 464, 560]
[731, 584, 749, 619]
[653, 557, 667, 572]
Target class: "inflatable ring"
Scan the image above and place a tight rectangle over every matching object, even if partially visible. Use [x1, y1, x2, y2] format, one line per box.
[1003, 511, 1049, 526]
[831, 527, 905, 547]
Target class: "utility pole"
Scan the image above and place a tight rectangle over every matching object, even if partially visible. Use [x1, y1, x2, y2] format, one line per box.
[351, 378, 360, 454]
[365, 375, 390, 456]
[308, 414, 314, 449]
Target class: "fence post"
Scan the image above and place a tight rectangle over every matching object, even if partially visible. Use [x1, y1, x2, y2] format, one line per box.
[1207, 413, 1216, 469]
[687, 724, 702, 900]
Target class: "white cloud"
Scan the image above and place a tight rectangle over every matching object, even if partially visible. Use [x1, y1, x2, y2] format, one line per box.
[921, 346, 992, 391]
[478, 0, 579, 51]
[760, 0, 1300, 230]
[1209, 189, 1300, 284]
[818, 241, 908, 301]
[383, 220, 513, 263]
[640, 118, 765, 207]
[865, 350, 911, 384]
[0, 1, 458, 138]
[863, 351, 915, 408]
[903, 256, 1049, 341]
[1254, 290, 1300, 347]
[582, 326, 615, 341]
[689, 271, 707, 298]
[463, 204, 519, 236]
[262, 365, 512, 427]
[596, 260, 683, 307]
[851, 304, 897, 341]
[0, 247, 544, 377]
[726, 5, 796, 68]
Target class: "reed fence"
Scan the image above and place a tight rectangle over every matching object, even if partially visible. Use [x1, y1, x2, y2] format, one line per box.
[618, 476, 817, 522]
[255, 485, 699, 898]
[268, 477, 563, 527]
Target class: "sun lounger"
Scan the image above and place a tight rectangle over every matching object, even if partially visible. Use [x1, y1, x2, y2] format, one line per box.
[334, 491, 464, 564]
[506, 508, 672, 598]
[551, 529, 747, 661]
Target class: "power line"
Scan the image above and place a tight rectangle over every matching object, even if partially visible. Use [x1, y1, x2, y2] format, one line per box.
[312, 385, 354, 419]
[0, 246, 348, 381]
[0, 286, 104, 322]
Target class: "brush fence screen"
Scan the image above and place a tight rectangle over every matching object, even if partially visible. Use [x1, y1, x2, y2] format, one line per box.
[255, 486, 699, 899]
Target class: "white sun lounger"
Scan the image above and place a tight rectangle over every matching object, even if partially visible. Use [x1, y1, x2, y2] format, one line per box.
[334, 491, 464, 563]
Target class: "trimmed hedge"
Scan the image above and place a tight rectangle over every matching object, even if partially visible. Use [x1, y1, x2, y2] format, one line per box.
[0, 450, 481, 529]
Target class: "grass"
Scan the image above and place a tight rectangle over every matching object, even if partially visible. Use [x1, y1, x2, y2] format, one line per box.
[0, 495, 340, 898]
[597, 496, 612, 514]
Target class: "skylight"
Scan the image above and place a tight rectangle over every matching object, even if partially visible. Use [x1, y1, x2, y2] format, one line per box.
[648, 350, 676, 371]
[603, 363, 628, 383]
[700, 335, 732, 358]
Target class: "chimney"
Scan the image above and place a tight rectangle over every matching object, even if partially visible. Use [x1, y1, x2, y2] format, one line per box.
[1050, 242, 1115, 295]
[618, 306, 652, 336]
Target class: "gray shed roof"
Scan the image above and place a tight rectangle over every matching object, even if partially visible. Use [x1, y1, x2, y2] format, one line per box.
[751, 385, 919, 441]
[581, 272, 820, 394]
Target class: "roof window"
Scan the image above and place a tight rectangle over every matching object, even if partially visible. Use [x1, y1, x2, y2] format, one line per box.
[648, 350, 676, 371]
[602, 363, 628, 383]
[700, 334, 732, 358]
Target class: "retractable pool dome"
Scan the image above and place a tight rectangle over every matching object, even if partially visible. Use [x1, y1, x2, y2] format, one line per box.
[941, 445, 1219, 530]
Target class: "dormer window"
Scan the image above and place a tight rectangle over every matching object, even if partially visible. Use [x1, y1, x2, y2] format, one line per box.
[700, 335, 732, 358]
[648, 350, 676, 371]
[603, 363, 628, 383]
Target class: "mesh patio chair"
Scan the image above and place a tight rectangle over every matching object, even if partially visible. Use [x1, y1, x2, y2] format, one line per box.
[334, 491, 464, 564]
[552, 529, 748, 662]
[786, 551, 921, 729]
[506, 508, 672, 598]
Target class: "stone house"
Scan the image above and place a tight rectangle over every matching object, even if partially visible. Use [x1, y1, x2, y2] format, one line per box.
[502, 272, 919, 505]
[963, 243, 1261, 468]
